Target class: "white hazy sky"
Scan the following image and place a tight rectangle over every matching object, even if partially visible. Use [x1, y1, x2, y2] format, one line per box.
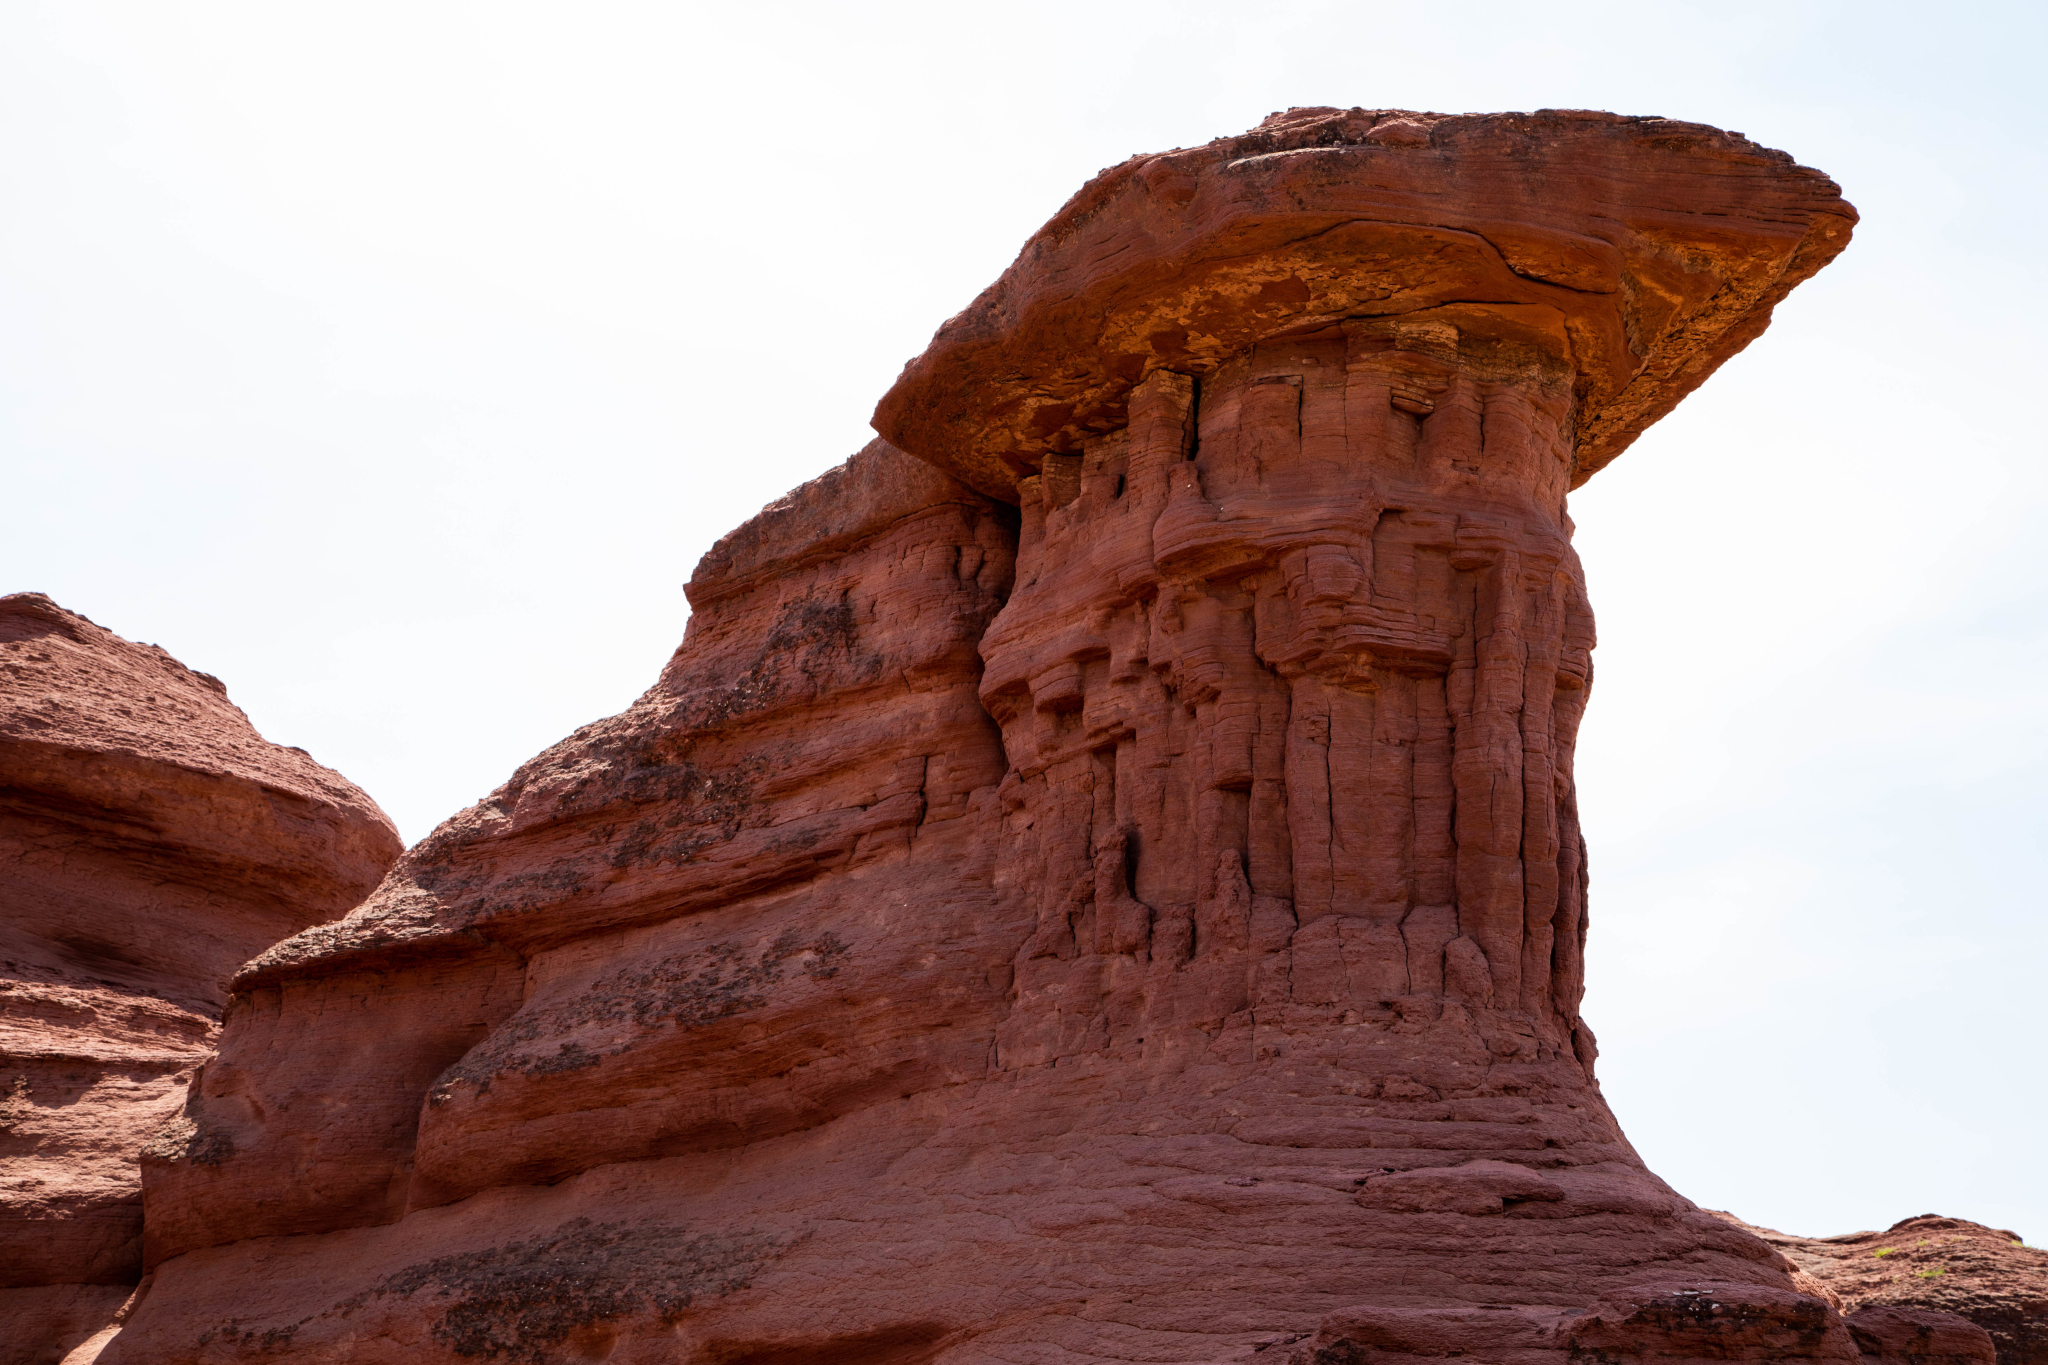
[4, 1, 2043, 1245]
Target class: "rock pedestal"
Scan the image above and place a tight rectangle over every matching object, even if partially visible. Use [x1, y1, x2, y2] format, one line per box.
[80, 109, 1996, 1365]
[981, 326, 1595, 1077]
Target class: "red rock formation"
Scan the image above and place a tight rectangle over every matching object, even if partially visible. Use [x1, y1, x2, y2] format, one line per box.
[90, 108, 1991, 1365]
[872, 107, 1854, 501]
[0, 594, 402, 1363]
[1729, 1214, 2048, 1365]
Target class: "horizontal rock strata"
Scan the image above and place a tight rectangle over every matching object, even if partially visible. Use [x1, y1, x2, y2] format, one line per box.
[874, 105, 1856, 500]
[86, 107, 1999, 1365]
[0, 593, 401, 1364]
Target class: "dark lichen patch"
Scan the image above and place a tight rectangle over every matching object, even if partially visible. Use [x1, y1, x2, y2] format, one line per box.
[683, 589, 887, 733]
[765, 593, 866, 678]
[139, 1109, 237, 1167]
[604, 759, 760, 872]
[620, 928, 851, 1030]
[516, 1040, 602, 1081]
[337, 1218, 784, 1362]
[431, 930, 851, 1098]
[195, 1320, 300, 1352]
[404, 727, 768, 902]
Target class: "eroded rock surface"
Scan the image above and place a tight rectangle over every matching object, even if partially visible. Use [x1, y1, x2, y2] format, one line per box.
[1732, 1214, 2048, 1365]
[0, 593, 402, 1363]
[873, 106, 1856, 500]
[93, 108, 1991, 1365]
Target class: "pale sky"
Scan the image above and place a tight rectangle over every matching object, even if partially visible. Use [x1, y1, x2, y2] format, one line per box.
[4, 1, 2042, 1244]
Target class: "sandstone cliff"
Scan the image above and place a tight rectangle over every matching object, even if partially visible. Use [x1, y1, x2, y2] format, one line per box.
[0, 593, 402, 1363]
[74, 108, 2012, 1365]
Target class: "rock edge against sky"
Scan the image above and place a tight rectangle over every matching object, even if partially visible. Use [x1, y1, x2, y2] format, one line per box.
[4, 107, 2041, 1365]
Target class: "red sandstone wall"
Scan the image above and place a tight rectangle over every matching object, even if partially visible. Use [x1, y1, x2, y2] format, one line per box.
[0, 593, 401, 1364]
[133, 440, 1022, 1268]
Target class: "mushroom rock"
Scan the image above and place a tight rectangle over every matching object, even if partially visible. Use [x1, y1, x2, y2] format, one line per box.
[0, 593, 401, 1363]
[872, 106, 1856, 501]
[97, 109, 1984, 1364]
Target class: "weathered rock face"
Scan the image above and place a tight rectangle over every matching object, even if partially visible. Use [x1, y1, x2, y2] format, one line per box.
[872, 106, 1856, 501]
[978, 330, 1597, 1075]
[0, 593, 402, 1364]
[115, 445, 1023, 1360]
[131, 445, 1019, 1270]
[1732, 1214, 2048, 1365]
[92, 107, 1991, 1365]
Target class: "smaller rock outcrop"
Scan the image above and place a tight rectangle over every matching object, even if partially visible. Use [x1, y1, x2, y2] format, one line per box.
[0, 593, 402, 1364]
[1730, 1214, 2048, 1365]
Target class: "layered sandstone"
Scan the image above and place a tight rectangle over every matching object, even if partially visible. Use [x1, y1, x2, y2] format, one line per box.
[872, 106, 1854, 499]
[0, 594, 401, 1363]
[1732, 1215, 2048, 1365]
[92, 107, 1964, 1365]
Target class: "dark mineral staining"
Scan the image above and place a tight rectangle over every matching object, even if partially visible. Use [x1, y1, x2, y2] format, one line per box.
[430, 930, 852, 1097]
[346, 1218, 785, 1362]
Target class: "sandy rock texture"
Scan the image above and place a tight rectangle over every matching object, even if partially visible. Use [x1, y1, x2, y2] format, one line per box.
[0, 594, 402, 1363]
[1732, 1215, 2048, 1365]
[873, 106, 1855, 500]
[91, 107, 1993, 1365]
